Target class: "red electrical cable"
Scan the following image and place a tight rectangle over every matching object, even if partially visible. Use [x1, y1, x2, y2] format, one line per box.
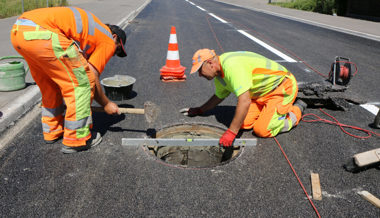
[274, 137, 321, 218]
[302, 109, 380, 139]
[206, 15, 225, 54]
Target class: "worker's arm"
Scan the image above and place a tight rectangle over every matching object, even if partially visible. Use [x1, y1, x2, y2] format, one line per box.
[219, 90, 251, 147]
[88, 64, 120, 115]
[228, 90, 251, 133]
[180, 94, 224, 117]
[199, 94, 224, 113]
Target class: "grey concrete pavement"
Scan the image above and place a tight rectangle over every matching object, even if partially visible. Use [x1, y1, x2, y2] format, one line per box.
[0, 0, 379, 137]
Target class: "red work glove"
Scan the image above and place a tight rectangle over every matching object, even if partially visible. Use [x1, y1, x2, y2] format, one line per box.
[219, 129, 237, 147]
[180, 107, 203, 117]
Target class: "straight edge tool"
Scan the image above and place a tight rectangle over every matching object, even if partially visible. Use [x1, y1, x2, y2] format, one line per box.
[122, 138, 257, 147]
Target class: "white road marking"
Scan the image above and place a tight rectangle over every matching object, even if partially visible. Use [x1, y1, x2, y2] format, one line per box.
[360, 104, 379, 116]
[188, 1, 296, 63]
[238, 30, 297, 62]
[208, 13, 227, 23]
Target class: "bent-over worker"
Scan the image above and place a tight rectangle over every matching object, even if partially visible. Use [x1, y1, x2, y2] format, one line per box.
[10, 7, 128, 153]
[181, 49, 306, 147]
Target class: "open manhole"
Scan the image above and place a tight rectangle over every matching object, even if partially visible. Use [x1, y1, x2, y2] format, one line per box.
[147, 123, 241, 168]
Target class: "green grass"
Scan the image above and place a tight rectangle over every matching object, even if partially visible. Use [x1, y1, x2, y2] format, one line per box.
[0, 0, 68, 18]
[272, 0, 336, 15]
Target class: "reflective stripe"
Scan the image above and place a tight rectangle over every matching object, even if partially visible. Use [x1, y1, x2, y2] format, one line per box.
[69, 7, 83, 34]
[166, 50, 179, 60]
[15, 19, 38, 26]
[41, 104, 65, 117]
[86, 11, 95, 36]
[281, 118, 290, 132]
[65, 116, 92, 130]
[42, 122, 51, 132]
[95, 22, 113, 39]
[169, 34, 177, 44]
[289, 111, 297, 125]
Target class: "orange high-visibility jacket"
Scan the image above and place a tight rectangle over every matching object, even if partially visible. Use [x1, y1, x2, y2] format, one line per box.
[20, 7, 115, 73]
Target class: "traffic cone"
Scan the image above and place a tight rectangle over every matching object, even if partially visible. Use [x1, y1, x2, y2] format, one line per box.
[160, 26, 186, 82]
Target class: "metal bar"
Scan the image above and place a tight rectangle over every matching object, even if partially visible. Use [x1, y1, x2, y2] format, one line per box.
[122, 138, 257, 147]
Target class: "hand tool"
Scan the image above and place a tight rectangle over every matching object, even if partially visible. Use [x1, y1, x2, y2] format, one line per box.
[92, 101, 160, 124]
[122, 138, 257, 147]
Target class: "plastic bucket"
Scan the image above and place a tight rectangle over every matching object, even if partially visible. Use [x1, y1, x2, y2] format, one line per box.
[0, 56, 28, 92]
[100, 75, 136, 101]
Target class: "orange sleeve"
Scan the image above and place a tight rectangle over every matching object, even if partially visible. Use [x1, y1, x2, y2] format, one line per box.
[88, 42, 115, 74]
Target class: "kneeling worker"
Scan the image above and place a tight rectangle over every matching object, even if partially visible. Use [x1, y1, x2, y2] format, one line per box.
[181, 49, 306, 147]
[10, 7, 128, 153]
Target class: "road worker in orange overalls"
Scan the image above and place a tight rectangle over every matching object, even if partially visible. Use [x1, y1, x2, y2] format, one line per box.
[10, 7, 128, 153]
[180, 49, 307, 147]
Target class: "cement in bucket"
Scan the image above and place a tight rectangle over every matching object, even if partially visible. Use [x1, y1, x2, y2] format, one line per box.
[101, 75, 136, 101]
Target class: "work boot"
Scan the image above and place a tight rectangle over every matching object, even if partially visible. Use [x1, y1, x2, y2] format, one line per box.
[61, 132, 102, 154]
[294, 99, 307, 113]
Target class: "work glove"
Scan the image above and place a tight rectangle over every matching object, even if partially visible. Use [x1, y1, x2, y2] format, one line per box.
[219, 129, 237, 148]
[179, 107, 203, 117]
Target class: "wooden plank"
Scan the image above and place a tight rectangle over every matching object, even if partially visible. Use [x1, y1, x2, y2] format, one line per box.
[358, 191, 380, 208]
[311, 173, 322, 200]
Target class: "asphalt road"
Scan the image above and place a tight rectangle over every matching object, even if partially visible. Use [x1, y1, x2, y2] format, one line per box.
[1, 0, 379, 217]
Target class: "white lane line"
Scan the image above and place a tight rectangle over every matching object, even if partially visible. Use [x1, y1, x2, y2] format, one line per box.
[197, 6, 206, 11]
[360, 104, 379, 116]
[208, 13, 228, 23]
[238, 30, 297, 62]
[188, 1, 296, 63]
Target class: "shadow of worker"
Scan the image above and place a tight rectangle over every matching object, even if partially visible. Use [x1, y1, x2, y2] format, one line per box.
[205, 105, 235, 128]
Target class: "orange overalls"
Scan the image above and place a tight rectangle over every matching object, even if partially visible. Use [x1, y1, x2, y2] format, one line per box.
[10, 7, 115, 147]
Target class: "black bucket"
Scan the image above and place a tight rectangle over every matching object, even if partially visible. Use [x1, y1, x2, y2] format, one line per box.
[100, 75, 136, 101]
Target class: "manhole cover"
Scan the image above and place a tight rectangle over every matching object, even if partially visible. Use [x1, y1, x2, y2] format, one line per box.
[147, 123, 241, 168]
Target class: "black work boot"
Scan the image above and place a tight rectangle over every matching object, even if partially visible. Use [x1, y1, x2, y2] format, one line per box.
[61, 132, 102, 154]
[294, 99, 307, 113]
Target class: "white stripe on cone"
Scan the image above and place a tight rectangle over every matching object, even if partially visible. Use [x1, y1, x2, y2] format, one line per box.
[169, 34, 177, 44]
[167, 50, 180, 60]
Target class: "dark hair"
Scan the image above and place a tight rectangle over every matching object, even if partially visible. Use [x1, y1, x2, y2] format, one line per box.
[106, 24, 127, 57]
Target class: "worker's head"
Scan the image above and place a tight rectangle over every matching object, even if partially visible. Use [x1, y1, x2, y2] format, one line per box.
[190, 49, 220, 80]
[106, 24, 127, 57]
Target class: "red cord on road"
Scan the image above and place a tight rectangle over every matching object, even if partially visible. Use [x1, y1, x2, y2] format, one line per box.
[302, 109, 380, 139]
[274, 137, 321, 218]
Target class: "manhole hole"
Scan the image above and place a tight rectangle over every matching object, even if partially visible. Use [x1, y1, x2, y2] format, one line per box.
[147, 123, 241, 168]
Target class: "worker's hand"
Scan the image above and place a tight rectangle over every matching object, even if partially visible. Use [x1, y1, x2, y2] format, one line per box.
[104, 101, 120, 115]
[219, 129, 237, 147]
[180, 107, 203, 117]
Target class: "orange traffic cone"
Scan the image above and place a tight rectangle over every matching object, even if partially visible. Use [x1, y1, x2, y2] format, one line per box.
[160, 26, 186, 82]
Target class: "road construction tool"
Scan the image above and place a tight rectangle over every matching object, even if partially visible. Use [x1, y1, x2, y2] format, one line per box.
[297, 57, 363, 111]
[344, 148, 380, 173]
[122, 138, 257, 147]
[92, 101, 160, 124]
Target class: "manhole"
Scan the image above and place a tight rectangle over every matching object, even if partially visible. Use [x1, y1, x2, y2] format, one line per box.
[147, 123, 241, 168]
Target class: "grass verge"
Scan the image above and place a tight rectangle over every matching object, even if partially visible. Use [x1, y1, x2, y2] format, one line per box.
[0, 0, 68, 19]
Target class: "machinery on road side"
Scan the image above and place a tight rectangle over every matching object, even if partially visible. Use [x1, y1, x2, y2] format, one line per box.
[297, 56, 363, 111]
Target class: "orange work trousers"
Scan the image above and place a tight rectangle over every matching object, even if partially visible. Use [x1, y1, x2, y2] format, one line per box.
[241, 73, 301, 137]
[10, 20, 95, 147]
